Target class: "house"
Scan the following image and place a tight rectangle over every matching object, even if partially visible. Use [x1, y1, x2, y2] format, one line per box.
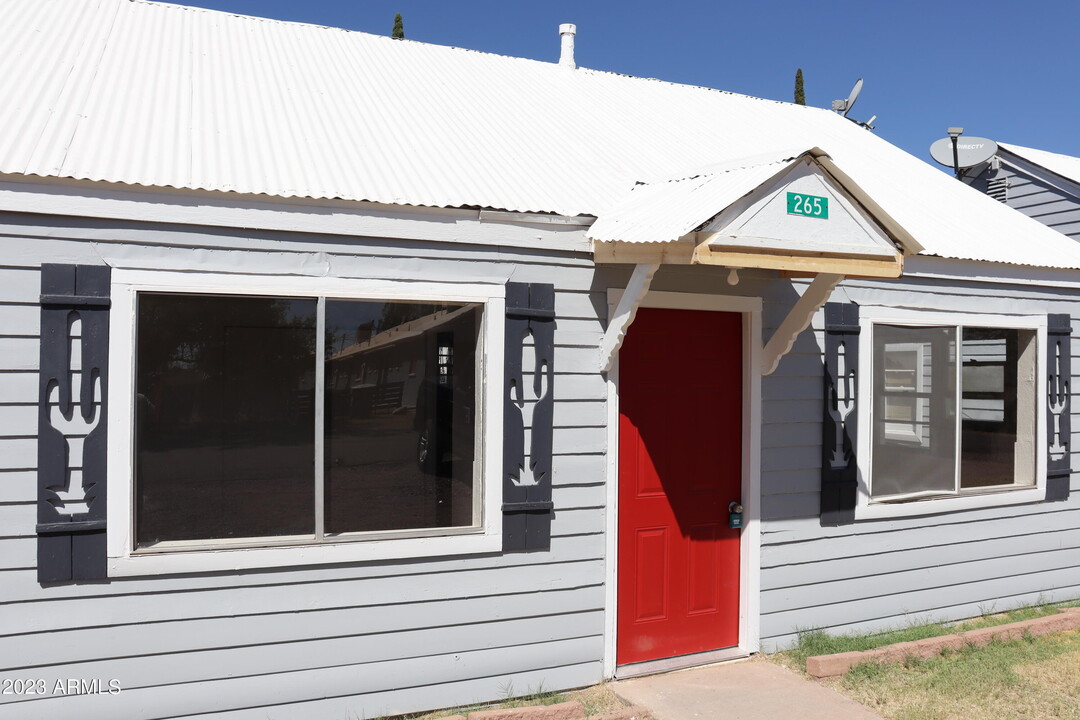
[963, 142, 1080, 240]
[1, 2, 1079, 718]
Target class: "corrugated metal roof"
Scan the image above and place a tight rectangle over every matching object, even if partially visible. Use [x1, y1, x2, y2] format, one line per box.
[3, 0, 1080, 269]
[588, 152, 799, 245]
[999, 143, 1080, 187]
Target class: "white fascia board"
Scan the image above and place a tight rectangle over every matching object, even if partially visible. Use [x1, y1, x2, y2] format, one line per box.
[904, 255, 1080, 287]
[0, 174, 593, 254]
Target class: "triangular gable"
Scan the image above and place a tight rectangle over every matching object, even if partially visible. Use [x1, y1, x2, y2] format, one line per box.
[591, 148, 921, 277]
[693, 155, 906, 277]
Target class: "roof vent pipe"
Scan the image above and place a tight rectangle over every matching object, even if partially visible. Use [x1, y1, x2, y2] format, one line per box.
[559, 24, 577, 68]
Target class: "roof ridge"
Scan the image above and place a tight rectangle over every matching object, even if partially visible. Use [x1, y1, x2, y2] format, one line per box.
[130, 0, 828, 112]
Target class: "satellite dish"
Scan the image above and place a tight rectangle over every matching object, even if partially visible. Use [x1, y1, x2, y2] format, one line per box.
[929, 137, 998, 169]
[832, 78, 863, 117]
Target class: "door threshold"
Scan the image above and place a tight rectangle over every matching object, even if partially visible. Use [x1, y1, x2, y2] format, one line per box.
[615, 646, 751, 679]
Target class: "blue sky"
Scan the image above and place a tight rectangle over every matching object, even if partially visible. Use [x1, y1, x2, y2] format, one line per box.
[166, 0, 1080, 166]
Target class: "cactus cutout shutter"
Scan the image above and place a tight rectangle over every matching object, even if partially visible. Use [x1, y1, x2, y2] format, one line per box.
[503, 282, 555, 552]
[37, 265, 111, 583]
[1046, 314, 1071, 501]
[821, 302, 860, 525]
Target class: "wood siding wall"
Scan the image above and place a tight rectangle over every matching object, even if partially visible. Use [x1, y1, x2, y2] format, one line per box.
[968, 158, 1080, 240]
[756, 273, 1080, 651]
[2, 203, 1079, 715]
[0, 210, 606, 720]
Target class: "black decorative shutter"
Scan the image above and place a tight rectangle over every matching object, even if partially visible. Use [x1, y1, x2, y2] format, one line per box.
[1046, 313, 1071, 502]
[821, 302, 859, 525]
[503, 282, 555, 552]
[37, 264, 111, 583]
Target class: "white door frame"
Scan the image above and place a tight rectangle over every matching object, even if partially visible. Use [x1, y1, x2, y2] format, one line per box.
[603, 289, 763, 678]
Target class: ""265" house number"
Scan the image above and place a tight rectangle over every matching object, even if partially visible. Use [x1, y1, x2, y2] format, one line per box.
[786, 192, 829, 219]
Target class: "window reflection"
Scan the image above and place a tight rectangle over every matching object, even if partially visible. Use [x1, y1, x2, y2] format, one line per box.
[135, 294, 317, 545]
[324, 301, 479, 533]
[960, 328, 1037, 489]
[871, 325, 957, 498]
[133, 293, 482, 547]
[870, 323, 1038, 502]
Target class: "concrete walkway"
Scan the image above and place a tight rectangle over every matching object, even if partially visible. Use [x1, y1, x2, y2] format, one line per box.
[613, 658, 885, 720]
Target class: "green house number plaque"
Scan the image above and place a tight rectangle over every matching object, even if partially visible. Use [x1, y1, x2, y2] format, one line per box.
[786, 192, 829, 219]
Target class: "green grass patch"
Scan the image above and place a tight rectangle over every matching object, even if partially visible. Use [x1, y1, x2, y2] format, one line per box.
[783, 598, 1080, 668]
[836, 632, 1080, 720]
[784, 623, 953, 667]
[771, 597, 1080, 720]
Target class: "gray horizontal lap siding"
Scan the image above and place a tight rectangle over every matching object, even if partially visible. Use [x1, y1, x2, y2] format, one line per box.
[969, 159, 1080, 240]
[5, 207, 1080, 707]
[0, 213, 605, 720]
[758, 273, 1080, 651]
[592, 265, 1077, 652]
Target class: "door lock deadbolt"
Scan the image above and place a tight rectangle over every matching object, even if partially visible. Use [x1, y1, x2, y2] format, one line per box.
[728, 502, 744, 529]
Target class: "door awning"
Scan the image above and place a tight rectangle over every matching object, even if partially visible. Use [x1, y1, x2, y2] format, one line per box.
[589, 147, 921, 276]
[591, 148, 922, 375]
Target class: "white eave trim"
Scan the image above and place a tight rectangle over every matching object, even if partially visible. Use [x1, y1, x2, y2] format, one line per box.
[0, 174, 594, 254]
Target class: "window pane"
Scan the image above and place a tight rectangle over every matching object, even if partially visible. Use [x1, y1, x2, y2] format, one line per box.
[960, 328, 1037, 489]
[871, 325, 957, 498]
[135, 294, 317, 545]
[324, 301, 479, 533]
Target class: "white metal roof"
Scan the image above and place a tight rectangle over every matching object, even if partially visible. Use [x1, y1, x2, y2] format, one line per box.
[587, 152, 801, 245]
[999, 143, 1080, 187]
[3, 0, 1080, 269]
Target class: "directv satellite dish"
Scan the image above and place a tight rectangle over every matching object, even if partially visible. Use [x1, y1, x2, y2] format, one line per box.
[832, 78, 863, 117]
[929, 137, 998, 169]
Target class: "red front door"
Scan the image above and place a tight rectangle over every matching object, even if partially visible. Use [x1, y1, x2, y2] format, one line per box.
[617, 307, 743, 666]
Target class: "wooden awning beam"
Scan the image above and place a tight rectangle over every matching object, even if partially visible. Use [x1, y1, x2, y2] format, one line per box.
[692, 238, 903, 278]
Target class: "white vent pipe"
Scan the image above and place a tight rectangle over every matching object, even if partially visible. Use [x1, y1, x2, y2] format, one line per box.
[559, 24, 576, 68]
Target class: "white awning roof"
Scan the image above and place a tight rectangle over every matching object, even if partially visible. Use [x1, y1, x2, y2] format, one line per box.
[587, 150, 803, 246]
[590, 149, 920, 278]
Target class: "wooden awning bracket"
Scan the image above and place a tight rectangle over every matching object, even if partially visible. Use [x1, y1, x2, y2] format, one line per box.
[761, 272, 844, 376]
[599, 262, 659, 373]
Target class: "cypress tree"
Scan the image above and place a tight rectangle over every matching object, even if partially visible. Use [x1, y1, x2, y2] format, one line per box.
[392, 13, 404, 39]
[794, 68, 806, 105]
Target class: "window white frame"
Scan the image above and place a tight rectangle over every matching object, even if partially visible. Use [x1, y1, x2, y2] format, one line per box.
[106, 270, 505, 576]
[856, 306, 1047, 520]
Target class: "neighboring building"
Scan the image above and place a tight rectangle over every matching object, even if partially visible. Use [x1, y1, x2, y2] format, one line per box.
[1, 2, 1079, 719]
[965, 142, 1080, 240]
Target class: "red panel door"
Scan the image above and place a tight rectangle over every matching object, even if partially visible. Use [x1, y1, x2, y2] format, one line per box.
[617, 307, 743, 666]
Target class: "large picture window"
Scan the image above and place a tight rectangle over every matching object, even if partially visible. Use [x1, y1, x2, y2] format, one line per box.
[134, 292, 482, 549]
[867, 315, 1041, 506]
